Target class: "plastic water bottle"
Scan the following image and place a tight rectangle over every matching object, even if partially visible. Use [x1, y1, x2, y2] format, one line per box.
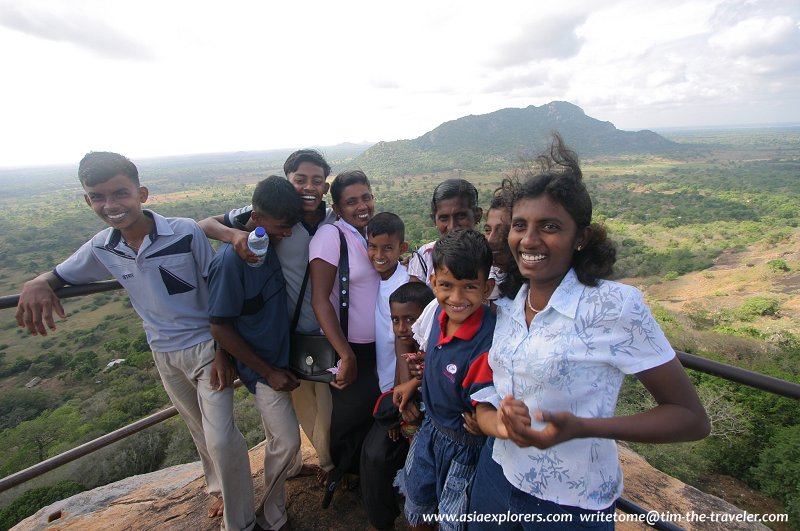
[247, 226, 269, 268]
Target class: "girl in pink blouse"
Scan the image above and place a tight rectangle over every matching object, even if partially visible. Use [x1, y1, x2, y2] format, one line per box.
[309, 170, 382, 506]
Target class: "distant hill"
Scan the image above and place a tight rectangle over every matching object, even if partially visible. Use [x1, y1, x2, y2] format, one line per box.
[354, 101, 679, 176]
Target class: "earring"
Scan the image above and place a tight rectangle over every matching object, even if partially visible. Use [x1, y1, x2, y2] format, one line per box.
[576, 245, 582, 251]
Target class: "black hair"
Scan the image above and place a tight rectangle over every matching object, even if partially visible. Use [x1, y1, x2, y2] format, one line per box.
[283, 149, 331, 178]
[330, 170, 371, 205]
[368, 212, 405, 241]
[500, 133, 617, 298]
[429, 178, 480, 221]
[485, 179, 515, 273]
[389, 282, 435, 309]
[252, 175, 303, 226]
[489, 178, 514, 212]
[78, 151, 139, 187]
[432, 229, 492, 281]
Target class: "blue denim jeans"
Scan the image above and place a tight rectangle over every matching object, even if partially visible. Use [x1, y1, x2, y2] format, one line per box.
[397, 417, 483, 531]
[467, 439, 615, 530]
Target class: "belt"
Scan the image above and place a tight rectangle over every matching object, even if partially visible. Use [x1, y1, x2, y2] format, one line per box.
[428, 416, 486, 447]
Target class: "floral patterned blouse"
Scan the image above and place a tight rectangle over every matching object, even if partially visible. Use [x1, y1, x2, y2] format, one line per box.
[474, 269, 675, 510]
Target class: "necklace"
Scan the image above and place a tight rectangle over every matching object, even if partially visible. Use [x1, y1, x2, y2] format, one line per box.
[526, 288, 545, 314]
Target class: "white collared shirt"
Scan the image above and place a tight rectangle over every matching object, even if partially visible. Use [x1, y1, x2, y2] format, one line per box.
[475, 269, 675, 510]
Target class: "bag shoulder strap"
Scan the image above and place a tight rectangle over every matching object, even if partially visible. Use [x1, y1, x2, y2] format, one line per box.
[290, 266, 311, 332]
[292, 226, 349, 337]
[336, 226, 349, 337]
[413, 249, 428, 280]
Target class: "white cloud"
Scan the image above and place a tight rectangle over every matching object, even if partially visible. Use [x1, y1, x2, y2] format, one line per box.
[0, 0, 153, 59]
[0, 0, 798, 166]
[710, 15, 800, 56]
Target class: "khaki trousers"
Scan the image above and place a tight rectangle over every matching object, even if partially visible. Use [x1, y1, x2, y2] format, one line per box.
[153, 340, 255, 531]
[253, 381, 301, 530]
[291, 379, 334, 472]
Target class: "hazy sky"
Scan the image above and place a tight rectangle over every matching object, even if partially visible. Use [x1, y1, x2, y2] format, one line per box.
[1, 0, 798, 167]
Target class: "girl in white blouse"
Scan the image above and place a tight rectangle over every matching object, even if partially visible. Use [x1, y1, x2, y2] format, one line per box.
[470, 134, 709, 529]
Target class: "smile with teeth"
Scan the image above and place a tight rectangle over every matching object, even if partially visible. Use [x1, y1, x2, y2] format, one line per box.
[373, 258, 389, 266]
[356, 212, 369, 220]
[520, 252, 546, 263]
[106, 212, 126, 220]
[447, 303, 469, 312]
[301, 195, 316, 202]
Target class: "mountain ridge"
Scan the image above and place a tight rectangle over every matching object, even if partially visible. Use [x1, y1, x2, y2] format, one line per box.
[354, 101, 679, 175]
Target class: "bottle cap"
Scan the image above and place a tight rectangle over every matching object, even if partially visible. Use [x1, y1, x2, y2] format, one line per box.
[254, 226, 266, 237]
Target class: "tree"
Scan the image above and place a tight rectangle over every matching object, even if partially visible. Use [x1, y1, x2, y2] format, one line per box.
[0, 480, 84, 530]
[1, 406, 82, 475]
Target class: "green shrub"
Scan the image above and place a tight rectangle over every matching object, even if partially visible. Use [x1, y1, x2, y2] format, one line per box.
[0, 480, 84, 529]
[663, 271, 679, 281]
[737, 297, 780, 321]
[714, 325, 765, 339]
[767, 259, 790, 272]
[751, 424, 800, 529]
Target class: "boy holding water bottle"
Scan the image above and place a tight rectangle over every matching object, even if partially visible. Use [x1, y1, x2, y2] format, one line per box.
[207, 175, 304, 531]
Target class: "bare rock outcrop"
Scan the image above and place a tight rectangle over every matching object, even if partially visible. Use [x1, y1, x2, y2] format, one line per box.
[14, 439, 764, 530]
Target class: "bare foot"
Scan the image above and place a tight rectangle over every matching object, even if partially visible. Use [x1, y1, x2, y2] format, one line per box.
[207, 497, 224, 518]
[316, 467, 329, 486]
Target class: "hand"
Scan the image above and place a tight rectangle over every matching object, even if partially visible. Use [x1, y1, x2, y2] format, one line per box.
[498, 395, 581, 449]
[232, 231, 259, 263]
[210, 349, 236, 391]
[265, 367, 300, 392]
[462, 410, 484, 436]
[387, 426, 401, 442]
[400, 398, 422, 425]
[393, 379, 419, 415]
[330, 356, 356, 390]
[403, 351, 426, 380]
[16, 278, 65, 336]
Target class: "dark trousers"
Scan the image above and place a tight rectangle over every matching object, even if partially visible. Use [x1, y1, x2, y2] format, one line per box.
[329, 342, 381, 476]
[360, 421, 410, 529]
[467, 439, 615, 530]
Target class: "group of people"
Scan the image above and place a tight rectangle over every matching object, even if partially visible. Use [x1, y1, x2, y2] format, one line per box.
[15, 136, 710, 531]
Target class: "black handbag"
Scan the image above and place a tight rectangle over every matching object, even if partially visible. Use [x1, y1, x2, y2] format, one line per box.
[288, 228, 348, 382]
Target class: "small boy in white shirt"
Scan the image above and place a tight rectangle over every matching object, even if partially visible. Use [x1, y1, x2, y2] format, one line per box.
[367, 212, 410, 393]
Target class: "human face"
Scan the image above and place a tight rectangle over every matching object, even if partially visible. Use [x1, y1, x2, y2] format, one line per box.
[390, 301, 424, 354]
[334, 183, 374, 234]
[83, 174, 149, 233]
[367, 233, 409, 280]
[484, 207, 511, 270]
[288, 161, 329, 214]
[431, 266, 492, 334]
[433, 197, 481, 235]
[509, 195, 588, 297]
[251, 211, 293, 243]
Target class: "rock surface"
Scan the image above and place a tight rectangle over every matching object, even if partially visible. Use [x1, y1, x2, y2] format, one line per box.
[15, 437, 764, 531]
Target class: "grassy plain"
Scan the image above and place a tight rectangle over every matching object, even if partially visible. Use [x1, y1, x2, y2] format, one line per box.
[0, 128, 798, 527]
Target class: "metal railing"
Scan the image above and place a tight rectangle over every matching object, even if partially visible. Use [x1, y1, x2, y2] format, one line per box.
[2, 281, 799, 530]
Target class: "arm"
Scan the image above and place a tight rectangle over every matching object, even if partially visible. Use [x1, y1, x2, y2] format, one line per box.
[394, 343, 414, 385]
[198, 214, 256, 262]
[475, 402, 510, 439]
[392, 378, 422, 423]
[498, 357, 710, 449]
[310, 257, 357, 390]
[16, 272, 67, 336]
[211, 323, 299, 392]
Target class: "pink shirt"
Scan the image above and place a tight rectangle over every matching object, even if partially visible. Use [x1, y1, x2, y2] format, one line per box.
[309, 221, 380, 343]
